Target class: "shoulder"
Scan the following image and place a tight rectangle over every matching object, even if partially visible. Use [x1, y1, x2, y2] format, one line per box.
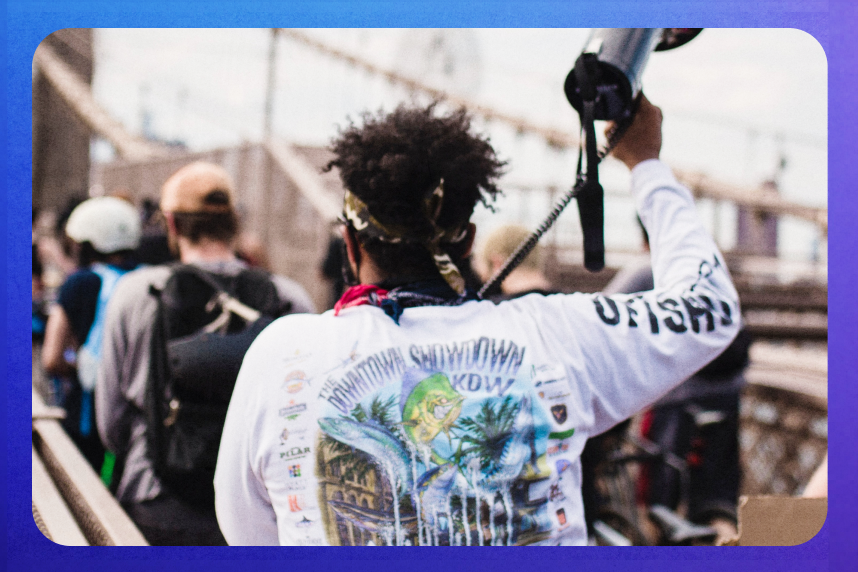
[189, 259, 317, 314]
[255, 310, 342, 346]
[240, 312, 331, 373]
[493, 290, 587, 310]
[118, 264, 172, 289]
[260, 311, 330, 340]
[59, 268, 101, 297]
[482, 290, 602, 333]
[57, 269, 102, 312]
[109, 265, 173, 309]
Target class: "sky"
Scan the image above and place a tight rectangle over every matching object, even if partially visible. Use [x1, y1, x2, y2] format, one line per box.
[88, 28, 827, 265]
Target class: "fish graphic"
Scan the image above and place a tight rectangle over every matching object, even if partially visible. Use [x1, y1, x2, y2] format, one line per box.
[414, 463, 459, 525]
[327, 499, 418, 535]
[400, 370, 464, 446]
[318, 416, 412, 489]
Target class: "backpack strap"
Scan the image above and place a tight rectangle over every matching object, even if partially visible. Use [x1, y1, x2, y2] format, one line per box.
[145, 277, 172, 478]
[177, 264, 262, 331]
[78, 263, 135, 389]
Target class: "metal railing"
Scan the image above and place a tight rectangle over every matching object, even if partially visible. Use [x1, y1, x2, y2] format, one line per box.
[739, 381, 827, 496]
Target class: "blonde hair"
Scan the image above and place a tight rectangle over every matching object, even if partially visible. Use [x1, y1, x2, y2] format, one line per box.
[479, 224, 544, 272]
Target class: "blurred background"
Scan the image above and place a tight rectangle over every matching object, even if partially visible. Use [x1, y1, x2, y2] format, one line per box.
[32, 28, 826, 506]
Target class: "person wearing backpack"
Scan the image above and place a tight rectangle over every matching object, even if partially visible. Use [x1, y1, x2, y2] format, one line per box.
[213, 99, 741, 546]
[41, 196, 142, 474]
[96, 162, 316, 546]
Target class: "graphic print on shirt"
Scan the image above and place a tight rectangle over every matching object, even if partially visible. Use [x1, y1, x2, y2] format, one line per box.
[314, 337, 574, 546]
[591, 254, 736, 334]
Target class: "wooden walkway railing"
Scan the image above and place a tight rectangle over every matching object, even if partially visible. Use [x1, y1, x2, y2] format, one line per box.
[32, 390, 148, 546]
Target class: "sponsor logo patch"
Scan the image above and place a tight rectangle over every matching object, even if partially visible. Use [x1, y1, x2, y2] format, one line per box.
[548, 428, 575, 440]
[286, 381, 306, 394]
[281, 446, 311, 460]
[288, 495, 306, 512]
[547, 441, 570, 456]
[550, 404, 568, 424]
[286, 370, 307, 381]
[279, 403, 308, 417]
[539, 390, 570, 402]
[281, 427, 309, 443]
[283, 371, 310, 394]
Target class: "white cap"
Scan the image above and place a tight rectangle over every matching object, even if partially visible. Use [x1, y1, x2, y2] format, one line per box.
[65, 196, 142, 254]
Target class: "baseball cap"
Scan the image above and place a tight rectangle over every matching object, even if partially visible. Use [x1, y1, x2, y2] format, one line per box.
[65, 196, 142, 254]
[160, 162, 236, 214]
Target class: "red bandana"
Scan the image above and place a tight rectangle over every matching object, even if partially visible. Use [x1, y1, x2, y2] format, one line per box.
[333, 284, 390, 316]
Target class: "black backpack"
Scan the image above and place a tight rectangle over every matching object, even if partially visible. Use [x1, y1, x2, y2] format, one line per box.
[145, 264, 291, 507]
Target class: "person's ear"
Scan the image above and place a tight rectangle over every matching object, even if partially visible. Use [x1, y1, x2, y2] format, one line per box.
[341, 225, 361, 273]
[163, 212, 177, 236]
[461, 223, 477, 258]
[489, 254, 507, 275]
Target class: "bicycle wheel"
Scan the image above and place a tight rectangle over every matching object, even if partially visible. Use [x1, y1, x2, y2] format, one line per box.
[595, 465, 651, 545]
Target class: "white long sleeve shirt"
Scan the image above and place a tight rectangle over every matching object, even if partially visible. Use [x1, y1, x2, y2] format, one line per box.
[214, 159, 740, 546]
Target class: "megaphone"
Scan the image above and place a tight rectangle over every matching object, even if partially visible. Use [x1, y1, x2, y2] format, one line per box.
[565, 28, 702, 273]
[477, 28, 702, 298]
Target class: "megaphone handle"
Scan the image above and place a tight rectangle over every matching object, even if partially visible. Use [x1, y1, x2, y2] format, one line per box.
[577, 99, 606, 272]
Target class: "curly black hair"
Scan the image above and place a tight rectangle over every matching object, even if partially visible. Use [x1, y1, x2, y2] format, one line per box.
[326, 103, 506, 280]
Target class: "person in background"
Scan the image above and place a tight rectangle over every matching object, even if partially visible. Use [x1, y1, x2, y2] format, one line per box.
[35, 196, 88, 285]
[320, 233, 347, 310]
[475, 223, 554, 300]
[33, 243, 48, 342]
[135, 197, 177, 266]
[96, 161, 317, 546]
[41, 196, 142, 473]
[236, 230, 271, 270]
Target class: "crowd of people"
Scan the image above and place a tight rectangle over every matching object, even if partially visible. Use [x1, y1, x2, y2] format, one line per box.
[33, 95, 756, 546]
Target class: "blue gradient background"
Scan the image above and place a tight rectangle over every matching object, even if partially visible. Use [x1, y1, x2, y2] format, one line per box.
[6, 1, 855, 570]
